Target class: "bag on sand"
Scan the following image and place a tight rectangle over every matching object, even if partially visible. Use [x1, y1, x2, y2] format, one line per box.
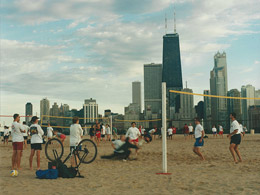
[55, 159, 77, 178]
[36, 169, 58, 179]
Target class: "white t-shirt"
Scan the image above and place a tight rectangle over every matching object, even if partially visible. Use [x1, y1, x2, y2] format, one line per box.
[167, 128, 173, 135]
[141, 129, 146, 134]
[194, 124, 204, 138]
[47, 127, 54, 137]
[219, 126, 223, 132]
[70, 124, 83, 146]
[22, 125, 30, 137]
[113, 140, 125, 153]
[11, 121, 24, 142]
[188, 126, 193, 133]
[239, 124, 243, 133]
[212, 127, 217, 132]
[106, 127, 111, 134]
[4, 128, 9, 136]
[101, 125, 106, 135]
[30, 124, 44, 144]
[230, 120, 240, 136]
[126, 127, 141, 140]
[149, 129, 156, 134]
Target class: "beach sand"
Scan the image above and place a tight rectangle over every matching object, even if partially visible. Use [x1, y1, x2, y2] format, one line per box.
[1, 134, 260, 195]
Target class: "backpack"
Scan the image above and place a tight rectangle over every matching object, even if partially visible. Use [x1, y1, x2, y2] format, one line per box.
[55, 159, 77, 178]
[36, 169, 58, 179]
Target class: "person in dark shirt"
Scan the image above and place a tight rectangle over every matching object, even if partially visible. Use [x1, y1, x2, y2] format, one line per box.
[101, 137, 139, 161]
[144, 130, 152, 143]
[89, 124, 95, 141]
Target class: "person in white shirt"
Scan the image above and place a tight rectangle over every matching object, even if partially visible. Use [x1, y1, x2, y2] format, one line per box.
[3, 126, 10, 145]
[29, 116, 44, 170]
[22, 121, 30, 149]
[149, 128, 156, 140]
[106, 124, 111, 141]
[167, 127, 173, 140]
[239, 122, 245, 137]
[228, 113, 242, 163]
[218, 125, 224, 138]
[126, 122, 141, 145]
[101, 124, 106, 141]
[70, 116, 83, 167]
[47, 123, 54, 140]
[193, 117, 205, 161]
[212, 125, 217, 138]
[11, 114, 26, 170]
[188, 123, 194, 139]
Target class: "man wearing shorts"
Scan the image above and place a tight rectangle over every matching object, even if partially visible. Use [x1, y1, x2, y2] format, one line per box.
[167, 127, 173, 140]
[193, 117, 205, 160]
[188, 123, 194, 139]
[11, 114, 26, 170]
[3, 126, 10, 145]
[126, 122, 141, 151]
[227, 113, 242, 163]
[70, 117, 83, 167]
[94, 121, 101, 146]
[212, 125, 217, 138]
[47, 123, 54, 140]
[22, 121, 29, 149]
[183, 124, 189, 140]
[29, 116, 44, 170]
[218, 125, 224, 138]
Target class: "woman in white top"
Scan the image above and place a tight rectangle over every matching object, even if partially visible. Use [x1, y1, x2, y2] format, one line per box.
[70, 116, 83, 167]
[212, 125, 217, 138]
[106, 124, 111, 141]
[47, 123, 54, 140]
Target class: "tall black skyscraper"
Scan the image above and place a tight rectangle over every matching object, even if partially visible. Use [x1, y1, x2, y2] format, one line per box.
[162, 13, 183, 117]
[25, 102, 33, 124]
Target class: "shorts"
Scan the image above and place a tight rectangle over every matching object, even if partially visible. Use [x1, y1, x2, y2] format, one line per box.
[168, 134, 173, 136]
[219, 131, 223, 135]
[230, 134, 241, 145]
[70, 145, 82, 153]
[12, 142, 23, 150]
[194, 137, 204, 147]
[131, 138, 139, 143]
[96, 131, 101, 138]
[24, 136, 28, 140]
[60, 134, 66, 140]
[4, 136, 9, 139]
[101, 134, 105, 138]
[213, 132, 217, 135]
[31, 143, 42, 150]
[173, 130, 176, 134]
[184, 133, 189, 136]
[47, 134, 53, 138]
[189, 132, 193, 135]
[89, 132, 95, 137]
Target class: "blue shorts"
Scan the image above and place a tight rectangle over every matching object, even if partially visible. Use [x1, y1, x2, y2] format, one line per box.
[194, 137, 204, 147]
[213, 132, 217, 134]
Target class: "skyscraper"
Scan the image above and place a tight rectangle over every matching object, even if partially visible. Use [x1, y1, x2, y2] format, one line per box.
[83, 98, 98, 123]
[144, 63, 162, 116]
[162, 30, 183, 117]
[255, 89, 260, 106]
[227, 89, 242, 123]
[25, 102, 33, 124]
[40, 98, 50, 124]
[241, 85, 255, 128]
[132, 81, 142, 113]
[203, 90, 212, 131]
[210, 52, 228, 128]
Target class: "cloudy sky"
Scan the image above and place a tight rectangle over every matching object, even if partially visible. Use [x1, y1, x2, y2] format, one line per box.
[1, 0, 260, 125]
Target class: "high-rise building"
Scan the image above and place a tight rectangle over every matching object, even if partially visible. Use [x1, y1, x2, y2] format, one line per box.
[227, 89, 242, 124]
[255, 89, 260, 106]
[241, 85, 255, 128]
[203, 90, 212, 131]
[248, 105, 260, 133]
[162, 31, 183, 117]
[104, 109, 111, 117]
[144, 63, 162, 117]
[40, 98, 50, 124]
[210, 52, 228, 128]
[132, 81, 142, 113]
[124, 103, 140, 129]
[195, 101, 204, 120]
[25, 102, 33, 125]
[83, 98, 98, 123]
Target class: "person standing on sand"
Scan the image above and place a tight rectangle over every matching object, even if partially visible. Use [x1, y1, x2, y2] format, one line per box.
[47, 123, 54, 141]
[183, 124, 189, 140]
[193, 117, 205, 161]
[228, 113, 242, 163]
[22, 121, 30, 149]
[188, 123, 194, 139]
[218, 125, 224, 138]
[94, 121, 101, 146]
[4, 126, 10, 145]
[11, 114, 26, 170]
[126, 122, 140, 156]
[212, 125, 217, 138]
[29, 116, 44, 170]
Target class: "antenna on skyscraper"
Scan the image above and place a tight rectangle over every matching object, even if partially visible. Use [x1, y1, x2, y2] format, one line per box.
[165, 13, 167, 34]
[174, 3, 176, 33]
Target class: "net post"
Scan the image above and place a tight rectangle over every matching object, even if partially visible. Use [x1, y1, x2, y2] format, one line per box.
[162, 82, 167, 173]
[110, 115, 113, 139]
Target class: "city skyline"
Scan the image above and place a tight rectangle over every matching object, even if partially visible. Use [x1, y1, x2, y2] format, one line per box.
[1, 0, 260, 125]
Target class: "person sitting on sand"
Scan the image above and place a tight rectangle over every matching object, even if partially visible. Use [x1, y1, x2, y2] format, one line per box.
[227, 113, 242, 163]
[144, 130, 152, 143]
[193, 117, 205, 161]
[53, 130, 66, 146]
[29, 116, 44, 170]
[101, 137, 139, 161]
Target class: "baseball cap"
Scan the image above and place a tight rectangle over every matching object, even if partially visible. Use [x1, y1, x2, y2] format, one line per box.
[31, 116, 40, 123]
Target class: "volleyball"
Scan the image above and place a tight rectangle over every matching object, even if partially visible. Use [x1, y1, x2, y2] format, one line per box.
[10, 170, 18, 177]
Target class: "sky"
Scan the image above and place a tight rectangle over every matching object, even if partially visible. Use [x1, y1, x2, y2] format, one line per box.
[1, 0, 260, 126]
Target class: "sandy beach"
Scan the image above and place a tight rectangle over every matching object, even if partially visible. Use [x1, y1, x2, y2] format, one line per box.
[1, 134, 260, 195]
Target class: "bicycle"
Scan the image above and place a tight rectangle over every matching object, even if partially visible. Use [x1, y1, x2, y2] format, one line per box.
[45, 138, 97, 178]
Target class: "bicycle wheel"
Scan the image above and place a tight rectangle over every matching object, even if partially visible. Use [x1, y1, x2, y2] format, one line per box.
[77, 139, 97, 164]
[45, 138, 64, 162]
